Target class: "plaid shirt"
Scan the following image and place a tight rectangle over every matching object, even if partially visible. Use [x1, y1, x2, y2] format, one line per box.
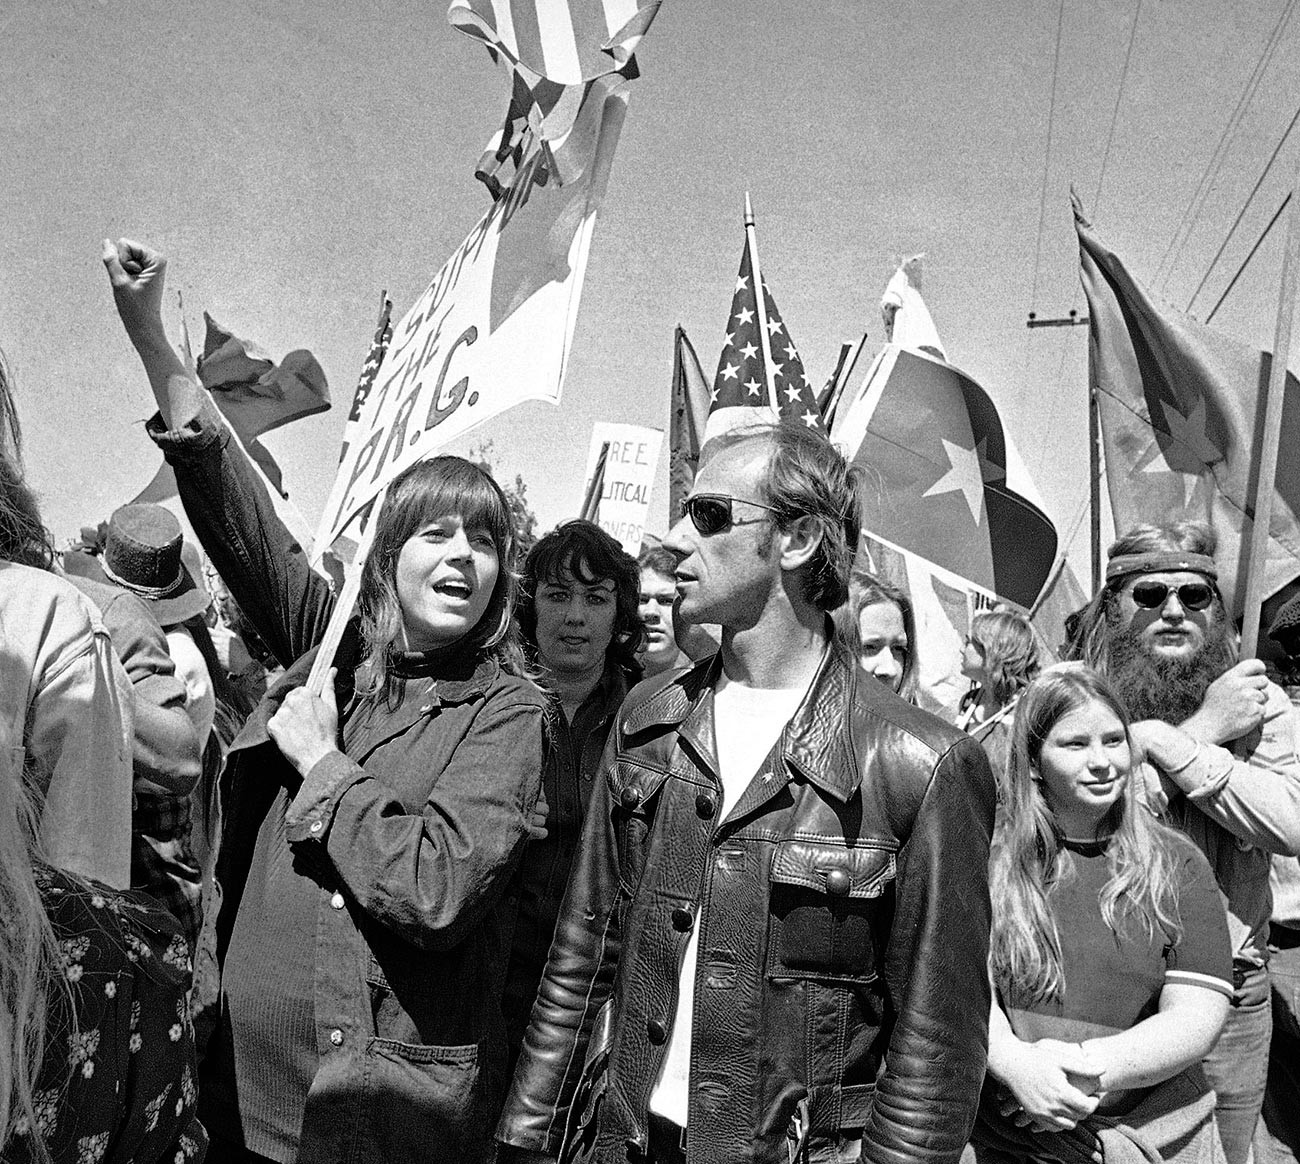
[132, 789, 203, 948]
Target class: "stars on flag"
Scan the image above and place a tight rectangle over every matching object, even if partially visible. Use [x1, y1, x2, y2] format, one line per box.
[1136, 396, 1224, 508]
[922, 437, 1004, 524]
[708, 233, 827, 436]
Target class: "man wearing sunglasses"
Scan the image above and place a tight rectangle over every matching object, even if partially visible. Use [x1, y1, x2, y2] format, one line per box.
[498, 423, 996, 1164]
[1066, 521, 1300, 1164]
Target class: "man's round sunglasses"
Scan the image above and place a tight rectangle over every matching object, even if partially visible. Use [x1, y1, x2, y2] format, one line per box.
[1128, 580, 1216, 612]
[680, 493, 779, 535]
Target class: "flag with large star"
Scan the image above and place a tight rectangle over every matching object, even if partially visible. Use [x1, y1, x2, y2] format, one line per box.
[704, 229, 824, 442]
[831, 344, 1057, 610]
[1076, 194, 1300, 608]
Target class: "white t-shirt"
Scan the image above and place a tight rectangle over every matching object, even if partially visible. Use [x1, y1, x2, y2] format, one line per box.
[648, 672, 811, 1125]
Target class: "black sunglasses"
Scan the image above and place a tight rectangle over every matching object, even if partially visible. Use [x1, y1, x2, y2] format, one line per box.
[1129, 580, 1216, 612]
[680, 493, 780, 535]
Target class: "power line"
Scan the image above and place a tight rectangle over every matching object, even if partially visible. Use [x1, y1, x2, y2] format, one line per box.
[1204, 191, 1291, 323]
[1188, 101, 1300, 314]
[1091, 0, 1143, 220]
[1029, 0, 1067, 313]
[1156, 0, 1297, 290]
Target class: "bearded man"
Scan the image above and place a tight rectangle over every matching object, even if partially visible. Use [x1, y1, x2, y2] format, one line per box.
[1066, 521, 1300, 1164]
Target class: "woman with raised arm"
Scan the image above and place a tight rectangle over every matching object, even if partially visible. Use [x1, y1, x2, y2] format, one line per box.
[103, 238, 547, 1164]
[971, 664, 1232, 1164]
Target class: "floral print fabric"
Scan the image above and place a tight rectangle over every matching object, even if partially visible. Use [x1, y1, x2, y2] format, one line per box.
[4, 867, 207, 1164]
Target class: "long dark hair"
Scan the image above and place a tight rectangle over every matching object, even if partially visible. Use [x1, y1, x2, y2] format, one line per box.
[834, 571, 919, 701]
[0, 352, 54, 571]
[355, 456, 525, 698]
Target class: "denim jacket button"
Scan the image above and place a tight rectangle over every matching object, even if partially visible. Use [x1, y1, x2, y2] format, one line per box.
[647, 1018, 668, 1045]
[309, 820, 323, 834]
[329, 1028, 344, 1046]
[825, 869, 852, 896]
[330, 891, 345, 910]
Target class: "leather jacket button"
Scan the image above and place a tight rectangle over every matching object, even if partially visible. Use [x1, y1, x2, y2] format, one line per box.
[620, 786, 643, 809]
[825, 868, 852, 896]
[695, 792, 716, 818]
[647, 1018, 668, 1045]
[329, 1029, 344, 1046]
[670, 907, 693, 932]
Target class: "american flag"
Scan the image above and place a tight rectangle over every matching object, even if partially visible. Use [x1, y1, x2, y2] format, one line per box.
[449, 0, 660, 198]
[705, 208, 826, 443]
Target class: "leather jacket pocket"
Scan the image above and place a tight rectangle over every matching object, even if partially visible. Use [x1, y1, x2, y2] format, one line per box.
[767, 841, 896, 983]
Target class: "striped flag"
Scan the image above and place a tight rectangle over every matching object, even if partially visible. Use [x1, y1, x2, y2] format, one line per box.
[705, 199, 825, 443]
[449, 0, 660, 197]
[339, 295, 393, 467]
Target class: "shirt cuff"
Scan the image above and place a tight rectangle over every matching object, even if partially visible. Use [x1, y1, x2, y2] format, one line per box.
[144, 397, 231, 460]
[285, 751, 364, 843]
[1177, 743, 1235, 801]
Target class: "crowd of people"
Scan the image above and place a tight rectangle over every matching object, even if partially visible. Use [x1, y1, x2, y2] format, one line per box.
[0, 234, 1297, 1164]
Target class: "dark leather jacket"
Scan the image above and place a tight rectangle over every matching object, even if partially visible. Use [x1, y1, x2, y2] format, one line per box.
[498, 644, 996, 1164]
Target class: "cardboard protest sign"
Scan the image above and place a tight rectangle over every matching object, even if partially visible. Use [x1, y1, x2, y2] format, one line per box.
[580, 422, 663, 554]
[314, 80, 630, 553]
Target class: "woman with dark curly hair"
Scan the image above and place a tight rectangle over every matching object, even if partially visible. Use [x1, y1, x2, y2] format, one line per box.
[105, 237, 547, 1164]
[501, 520, 642, 1069]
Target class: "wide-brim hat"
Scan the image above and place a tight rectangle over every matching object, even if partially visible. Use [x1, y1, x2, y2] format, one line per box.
[77, 504, 211, 627]
[1269, 589, 1300, 650]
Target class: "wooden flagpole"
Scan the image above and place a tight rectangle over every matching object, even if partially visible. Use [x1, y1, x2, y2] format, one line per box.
[305, 495, 383, 695]
[744, 192, 780, 415]
[580, 441, 611, 523]
[1240, 160, 1300, 658]
[1089, 385, 1102, 594]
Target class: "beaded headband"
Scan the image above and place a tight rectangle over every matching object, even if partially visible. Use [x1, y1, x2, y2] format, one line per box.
[1105, 551, 1218, 584]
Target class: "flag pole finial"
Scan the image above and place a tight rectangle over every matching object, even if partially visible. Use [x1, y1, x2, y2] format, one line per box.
[744, 191, 754, 227]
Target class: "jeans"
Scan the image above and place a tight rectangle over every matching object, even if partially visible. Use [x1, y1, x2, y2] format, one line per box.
[1204, 963, 1273, 1164]
[1255, 932, 1300, 1164]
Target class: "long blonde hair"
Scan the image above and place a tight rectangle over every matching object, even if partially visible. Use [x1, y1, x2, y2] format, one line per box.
[989, 665, 1185, 1006]
[0, 744, 65, 1163]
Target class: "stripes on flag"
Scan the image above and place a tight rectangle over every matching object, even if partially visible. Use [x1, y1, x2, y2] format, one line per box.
[449, 0, 660, 197]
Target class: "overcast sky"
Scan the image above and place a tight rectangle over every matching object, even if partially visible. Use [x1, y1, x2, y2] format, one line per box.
[3, 0, 1298, 578]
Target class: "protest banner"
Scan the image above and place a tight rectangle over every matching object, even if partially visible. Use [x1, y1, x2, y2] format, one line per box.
[580, 422, 663, 553]
[313, 77, 630, 554]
